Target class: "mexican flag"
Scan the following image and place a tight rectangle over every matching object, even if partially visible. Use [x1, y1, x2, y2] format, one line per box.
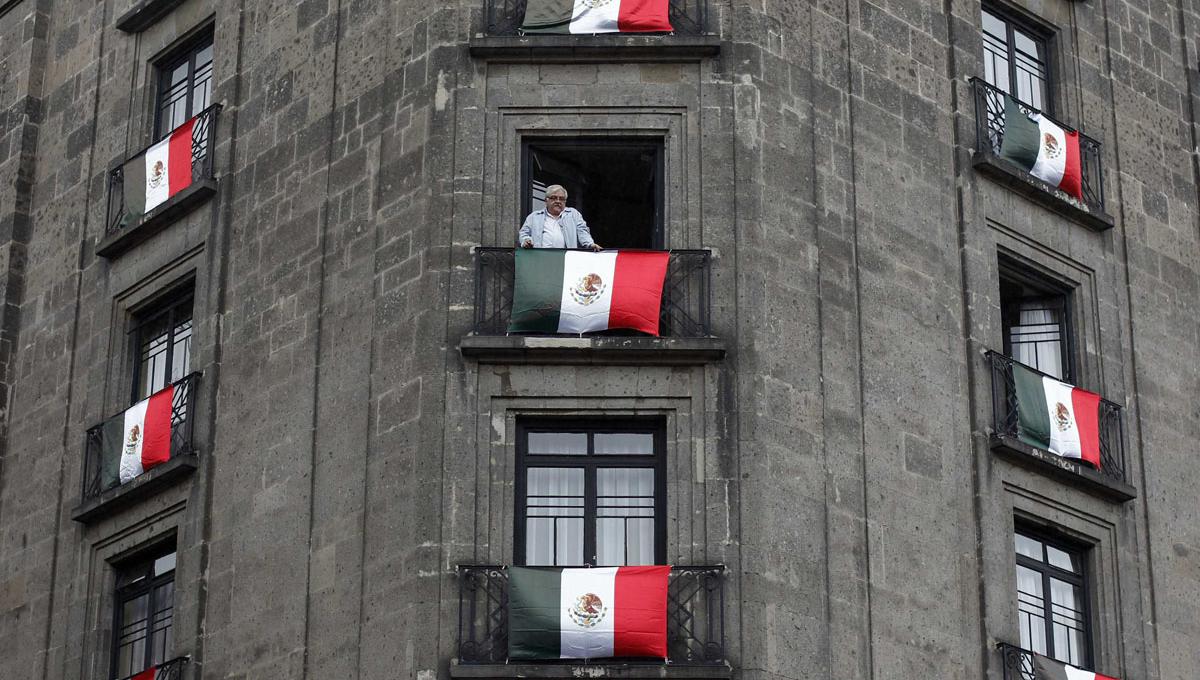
[1032, 653, 1119, 680]
[130, 666, 157, 680]
[508, 249, 670, 336]
[521, 0, 672, 33]
[508, 566, 670, 660]
[998, 95, 1083, 200]
[101, 385, 175, 486]
[123, 117, 196, 222]
[1013, 363, 1102, 468]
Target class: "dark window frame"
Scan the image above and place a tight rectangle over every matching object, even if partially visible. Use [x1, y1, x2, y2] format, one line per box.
[515, 417, 667, 567]
[128, 285, 194, 405]
[981, 3, 1056, 114]
[999, 257, 1076, 383]
[1014, 524, 1094, 668]
[520, 137, 667, 250]
[153, 27, 215, 140]
[110, 543, 177, 680]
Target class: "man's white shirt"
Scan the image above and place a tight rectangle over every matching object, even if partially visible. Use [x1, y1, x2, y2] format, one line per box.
[541, 212, 566, 248]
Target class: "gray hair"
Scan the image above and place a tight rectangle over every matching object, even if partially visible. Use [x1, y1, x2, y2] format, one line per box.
[544, 184, 568, 199]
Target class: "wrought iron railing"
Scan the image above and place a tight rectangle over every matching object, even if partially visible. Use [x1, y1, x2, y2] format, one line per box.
[457, 565, 726, 665]
[986, 351, 1126, 484]
[116, 656, 190, 680]
[105, 104, 221, 237]
[997, 642, 1036, 680]
[971, 78, 1105, 211]
[473, 247, 713, 338]
[81, 373, 200, 501]
[484, 0, 708, 36]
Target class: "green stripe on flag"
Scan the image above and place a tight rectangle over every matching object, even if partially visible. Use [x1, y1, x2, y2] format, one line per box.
[521, 0, 575, 33]
[998, 95, 1042, 171]
[509, 567, 563, 660]
[100, 414, 125, 492]
[509, 249, 566, 334]
[122, 155, 147, 226]
[1013, 363, 1051, 449]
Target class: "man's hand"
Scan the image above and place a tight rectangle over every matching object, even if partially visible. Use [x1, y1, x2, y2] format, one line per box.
[522, 239, 534, 248]
[590, 243, 603, 252]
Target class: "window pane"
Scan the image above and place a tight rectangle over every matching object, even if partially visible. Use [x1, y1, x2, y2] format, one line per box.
[1015, 533, 1043, 561]
[597, 468, 655, 566]
[525, 468, 584, 565]
[627, 517, 655, 566]
[1016, 564, 1047, 655]
[1009, 301, 1065, 380]
[1050, 577, 1086, 665]
[527, 432, 587, 455]
[556, 518, 584, 566]
[594, 433, 654, 455]
[1046, 545, 1080, 573]
[117, 592, 150, 677]
[154, 551, 177, 577]
[981, 10, 1006, 40]
[1014, 29, 1041, 60]
[151, 581, 175, 665]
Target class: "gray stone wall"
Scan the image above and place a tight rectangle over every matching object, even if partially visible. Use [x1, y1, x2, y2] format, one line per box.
[0, 1, 1196, 680]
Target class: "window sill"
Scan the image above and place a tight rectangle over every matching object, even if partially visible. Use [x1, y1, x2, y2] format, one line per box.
[468, 35, 721, 63]
[97, 178, 216, 259]
[460, 335, 726, 365]
[115, 0, 189, 32]
[990, 435, 1136, 503]
[972, 152, 1114, 232]
[451, 660, 733, 679]
[71, 453, 198, 524]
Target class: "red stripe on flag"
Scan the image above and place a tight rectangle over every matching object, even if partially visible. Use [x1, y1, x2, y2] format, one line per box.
[167, 118, 196, 197]
[617, 0, 673, 32]
[131, 666, 157, 680]
[608, 251, 670, 336]
[141, 385, 175, 471]
[1059, 129, 1082, 200]
[1071, 387, 1102, 469]
[613, 565, 670, 658]
[1094, 675, 1120, 680]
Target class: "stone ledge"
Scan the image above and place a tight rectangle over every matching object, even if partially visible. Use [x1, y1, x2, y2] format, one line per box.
[115, 0, 189, 32]
[97, 179, 216, 259]
[972, 152, 1114, 232]
[71, 453, 198, 524]
[991, 435, 1136, 503]
[451, 660, 733, 679]
[468, 35, 721, 63]
[460, 335, 726, 365]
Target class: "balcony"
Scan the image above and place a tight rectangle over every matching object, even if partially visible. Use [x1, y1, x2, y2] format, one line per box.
[461, 247, 724, 365]
[470, 1, 719, 62]
[985, 352, 1134, 502]
[99, 105, 221, 258]
[997, 642, 1117, 680]
[454, 565, 728, 676]
[72, 374, 201, 523]
[970, 78, 1112, 231]
[117, 657, 190, 680]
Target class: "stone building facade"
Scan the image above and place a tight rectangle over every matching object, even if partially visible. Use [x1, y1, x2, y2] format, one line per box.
[0, 0, 1197, 679]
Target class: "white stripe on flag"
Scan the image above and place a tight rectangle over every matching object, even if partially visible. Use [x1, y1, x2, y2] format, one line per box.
[559, 567, 617, 658]
[1042, 376, 1082, 460]
[119, 399, 149, 483]
[1064, 668, 1097, 680]
[569, 0, 622, 33]
[1030, 114, 1068, 188]
[558, 251, 617, 334]
[143, 137, 173, 212]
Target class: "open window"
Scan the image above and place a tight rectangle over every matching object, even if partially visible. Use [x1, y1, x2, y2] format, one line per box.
[999, 258, 1074, 382]
[111, 543, 177, 679]
[129, 285, 194, 404]
[154, 28, 214, 141]
[522, 138, 664, 249]
[981, 4, 1053, 111]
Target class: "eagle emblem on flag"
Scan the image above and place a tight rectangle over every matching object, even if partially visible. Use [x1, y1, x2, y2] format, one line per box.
[1042, 132, 1062, 159]
[1053, 402, 1072, 431]
[570, 273, 606, 306]
[148, 160, 166, 189]
[567, 592, 607, 628]
[581, 0, 614, 7]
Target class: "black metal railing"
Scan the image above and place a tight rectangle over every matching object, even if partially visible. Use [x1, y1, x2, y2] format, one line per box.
[971, 78, 1105, 210]
[473, 247, 713, 338]
[484, 0, 708, 36]
[457, 565, 726, 665]
[116, 656, 190, 680]
[986, 351, 1126, 484]
[997, 642, 1036, 680]
[105, 104, 221, 237]
[81, 373, 201, 501]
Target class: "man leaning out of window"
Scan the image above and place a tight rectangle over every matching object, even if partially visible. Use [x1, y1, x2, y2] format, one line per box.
[518, 185, 603, 251]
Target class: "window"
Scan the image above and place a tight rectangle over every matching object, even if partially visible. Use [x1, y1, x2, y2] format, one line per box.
[516, 420, 665, 566]
[982, 6, 1051, 111]
[155, 30, 214, 140]
[112, 546, 176, 679]
[129, 289, 193, 403]
[1000, 260, 1073, 381]
[522, 138, 664, 249]
[1014, 528, 1091, 668]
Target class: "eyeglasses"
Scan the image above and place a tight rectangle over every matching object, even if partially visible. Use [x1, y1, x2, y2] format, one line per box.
[546, 195, 566, 201]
